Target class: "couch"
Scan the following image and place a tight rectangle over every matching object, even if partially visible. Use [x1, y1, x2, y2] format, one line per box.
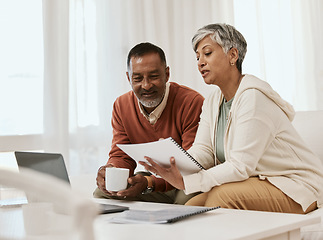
[293, 111, 323, 239]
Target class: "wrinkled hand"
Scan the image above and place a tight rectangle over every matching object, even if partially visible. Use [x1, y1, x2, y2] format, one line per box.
[96, 163, 115, 195]
[139, 157, 185, 190]
[96, 165, 147, 197]
[116, 175, 148, 197]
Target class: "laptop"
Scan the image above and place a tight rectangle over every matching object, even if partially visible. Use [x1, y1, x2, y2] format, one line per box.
[15, 151, 70, 183]
[1, 151, 129, 214]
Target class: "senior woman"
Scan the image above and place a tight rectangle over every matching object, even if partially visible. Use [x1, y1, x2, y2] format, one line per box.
[140, 23, 323, 214]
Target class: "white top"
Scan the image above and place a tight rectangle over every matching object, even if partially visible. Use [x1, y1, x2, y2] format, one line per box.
[184, 74, 323, 211]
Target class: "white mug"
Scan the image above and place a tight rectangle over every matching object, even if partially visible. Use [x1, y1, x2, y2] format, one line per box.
[105, 167, 129, 192]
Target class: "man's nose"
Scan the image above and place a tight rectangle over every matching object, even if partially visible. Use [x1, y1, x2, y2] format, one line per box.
[142, 78, 152, 90]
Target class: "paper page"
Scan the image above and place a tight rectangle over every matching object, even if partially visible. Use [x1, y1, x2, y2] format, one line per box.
[117, 137, 203, 175]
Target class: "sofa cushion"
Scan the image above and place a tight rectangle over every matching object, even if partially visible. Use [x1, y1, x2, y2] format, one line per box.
[292, 111, 323, 163]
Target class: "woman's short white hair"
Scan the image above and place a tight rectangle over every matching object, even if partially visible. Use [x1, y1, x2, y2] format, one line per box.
[192, 23, 247, 72]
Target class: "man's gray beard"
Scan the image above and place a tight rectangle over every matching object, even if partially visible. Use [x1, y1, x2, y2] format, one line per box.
[139, 97, 162, 108]
[132, 85, 166, 109]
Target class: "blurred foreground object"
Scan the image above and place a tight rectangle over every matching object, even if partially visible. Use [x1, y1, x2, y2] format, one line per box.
[0, 167, 99, 240]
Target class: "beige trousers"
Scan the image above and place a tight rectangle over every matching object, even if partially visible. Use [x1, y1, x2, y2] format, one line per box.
[185, 177, 317, 214]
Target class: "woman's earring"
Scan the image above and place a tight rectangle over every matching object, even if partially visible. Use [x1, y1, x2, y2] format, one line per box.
[230, 62, 235, 66]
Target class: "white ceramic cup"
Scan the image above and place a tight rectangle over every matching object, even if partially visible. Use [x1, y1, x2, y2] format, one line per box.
[22, 202, 53, 235]
[105, 167, 129, 192]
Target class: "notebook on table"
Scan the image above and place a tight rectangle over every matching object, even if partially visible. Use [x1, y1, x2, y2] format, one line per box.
[109, 206, 220, 224]
[0, 151, 129, 214]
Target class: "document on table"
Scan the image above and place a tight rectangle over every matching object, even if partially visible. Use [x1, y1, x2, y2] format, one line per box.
[109, 206, 219, 224]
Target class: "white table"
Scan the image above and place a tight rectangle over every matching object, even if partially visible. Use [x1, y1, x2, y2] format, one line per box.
[93, 199, 320, 240]
[0, 198, 320, 240]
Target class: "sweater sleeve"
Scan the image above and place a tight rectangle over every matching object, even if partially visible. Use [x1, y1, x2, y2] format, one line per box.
[187, 91, 219, 170]
[181, 94, 205, 150]
[107, 99, 137, 176]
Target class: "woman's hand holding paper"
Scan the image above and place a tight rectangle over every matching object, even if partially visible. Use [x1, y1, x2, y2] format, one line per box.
[139, 157, 185, 190]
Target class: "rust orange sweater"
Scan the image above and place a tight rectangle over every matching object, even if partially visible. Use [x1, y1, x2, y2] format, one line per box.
[108, 82, 204, 192]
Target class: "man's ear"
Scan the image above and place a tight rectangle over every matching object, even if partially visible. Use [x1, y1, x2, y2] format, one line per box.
[165, 66, 170, 82]
[126, 72, 131, 83]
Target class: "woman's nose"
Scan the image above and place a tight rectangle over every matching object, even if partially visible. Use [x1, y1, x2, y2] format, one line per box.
[198, 57, 206, 68]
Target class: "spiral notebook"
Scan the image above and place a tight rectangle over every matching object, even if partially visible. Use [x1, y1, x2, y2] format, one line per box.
[109, 206, 219, 224]
[117, 137, 205, 175]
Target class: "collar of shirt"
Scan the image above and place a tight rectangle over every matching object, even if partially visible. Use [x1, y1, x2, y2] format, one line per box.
[138, 82, 170, 125]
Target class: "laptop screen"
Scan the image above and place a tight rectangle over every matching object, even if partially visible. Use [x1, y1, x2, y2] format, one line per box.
[14, 151, 70, 184]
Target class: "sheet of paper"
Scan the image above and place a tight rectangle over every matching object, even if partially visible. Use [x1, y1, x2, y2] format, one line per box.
[117, 137, 204, 175]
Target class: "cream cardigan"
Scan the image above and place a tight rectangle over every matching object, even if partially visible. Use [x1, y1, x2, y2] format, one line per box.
[184, 74, 323, 211]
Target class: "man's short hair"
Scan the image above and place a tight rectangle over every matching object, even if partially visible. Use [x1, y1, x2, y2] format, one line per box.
[127, 42, 167, 70]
